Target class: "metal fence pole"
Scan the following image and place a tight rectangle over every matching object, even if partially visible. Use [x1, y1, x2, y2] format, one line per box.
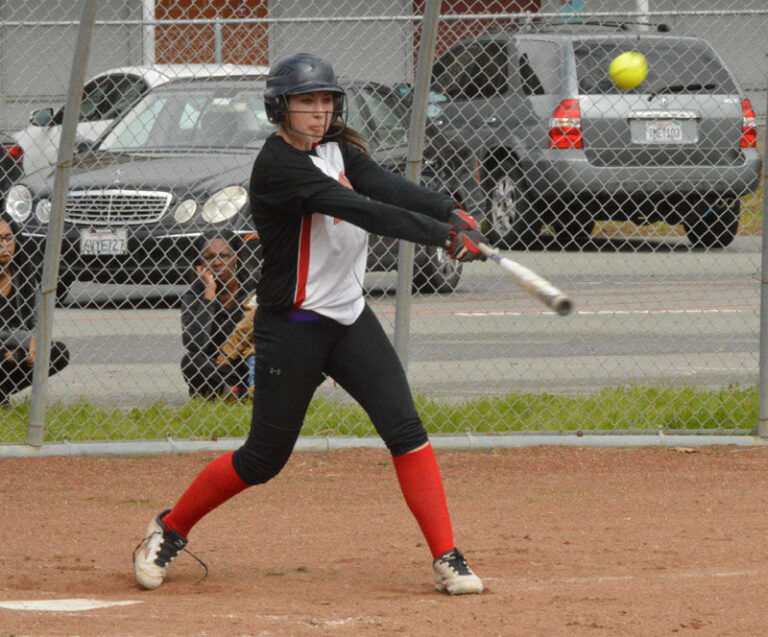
[758, 75, 768, 437]
[393, 0, 441, 369]
[27, 0, 99, 447]
[214, 19, 223, 63]
[142, 0, 156, 65]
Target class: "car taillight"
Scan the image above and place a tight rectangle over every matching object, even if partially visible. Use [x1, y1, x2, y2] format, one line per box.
[741, 98, 756, 148]
[3, 144, 23, 162]
[548, 98, 582, 149]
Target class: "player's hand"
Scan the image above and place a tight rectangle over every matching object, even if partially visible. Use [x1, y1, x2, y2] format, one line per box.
[448, 209, 480, 231]
[445, 226, 488, 262]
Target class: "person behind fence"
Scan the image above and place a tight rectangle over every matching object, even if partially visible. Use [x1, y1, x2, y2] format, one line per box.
[133, 52, 488, 595]
[0, 214, 69, 406]
[180, 230, 256, 400]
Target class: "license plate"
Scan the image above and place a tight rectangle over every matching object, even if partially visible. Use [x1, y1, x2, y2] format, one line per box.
[645, 120, 683, 143]
[79, 228, 128, 255]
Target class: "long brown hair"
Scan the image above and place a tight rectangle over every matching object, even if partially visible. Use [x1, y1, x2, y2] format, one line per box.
[327, 121, 369, 153]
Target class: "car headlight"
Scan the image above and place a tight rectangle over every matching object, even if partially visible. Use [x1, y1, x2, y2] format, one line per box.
[201, 186, 247, 223]
[35, 198, 51, 223]
[173, 199, 198, 224]
[5, 185, 32, 222]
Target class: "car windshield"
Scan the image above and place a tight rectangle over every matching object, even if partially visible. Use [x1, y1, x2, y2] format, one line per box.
[99, 85, 272, 152]
[574, 39, 738, 95]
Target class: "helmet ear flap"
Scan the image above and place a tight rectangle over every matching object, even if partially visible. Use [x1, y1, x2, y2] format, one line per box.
[330, 94, 345, 127]
[265, 95, 287, 124]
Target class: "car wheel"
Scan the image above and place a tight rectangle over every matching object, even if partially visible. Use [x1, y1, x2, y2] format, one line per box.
[484, 159, 539, 248]
[683, 198, 739, 249]
[55, 271, 75, 306]
[412, 245, 462, 293]
[553, 208, 596, 250]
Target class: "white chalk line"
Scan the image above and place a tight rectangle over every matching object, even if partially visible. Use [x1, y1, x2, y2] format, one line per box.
[0, 598, 141, 612]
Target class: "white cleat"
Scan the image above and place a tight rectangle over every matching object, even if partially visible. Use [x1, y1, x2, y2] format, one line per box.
[133, 509, 188, 590]
[433, 548, 483, 595]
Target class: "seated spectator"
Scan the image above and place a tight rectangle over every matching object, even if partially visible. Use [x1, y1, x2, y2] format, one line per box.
[0, 214, 69, 405]
[181, 230, 254, 399]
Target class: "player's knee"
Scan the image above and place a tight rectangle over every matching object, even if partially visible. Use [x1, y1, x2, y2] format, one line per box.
[382, 417, 429, 456]
[232, 445, 291, 485]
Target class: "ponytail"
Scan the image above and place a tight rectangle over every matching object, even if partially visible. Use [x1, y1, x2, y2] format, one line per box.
[327, 121, 369, 153]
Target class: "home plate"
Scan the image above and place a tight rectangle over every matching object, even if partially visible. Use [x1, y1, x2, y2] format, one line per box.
[0, 598, 141, 612]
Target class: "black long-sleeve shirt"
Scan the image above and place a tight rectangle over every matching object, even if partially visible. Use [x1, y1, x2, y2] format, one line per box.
[0, 265, 36, 334]
[180, 279, 246, 358]
[249, 134, 456, 324]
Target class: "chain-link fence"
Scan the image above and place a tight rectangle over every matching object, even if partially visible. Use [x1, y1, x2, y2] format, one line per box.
[0, 0, 766, 448]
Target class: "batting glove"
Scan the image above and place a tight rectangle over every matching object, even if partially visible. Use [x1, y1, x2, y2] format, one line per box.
[445, 226, 488, 262]
[448, 209, 480, 231]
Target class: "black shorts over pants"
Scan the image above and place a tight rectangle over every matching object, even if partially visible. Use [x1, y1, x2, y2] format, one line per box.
[232, 304, 428, 485]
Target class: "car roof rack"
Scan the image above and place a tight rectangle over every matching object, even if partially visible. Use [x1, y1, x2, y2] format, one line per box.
[512, 19, 670, 34]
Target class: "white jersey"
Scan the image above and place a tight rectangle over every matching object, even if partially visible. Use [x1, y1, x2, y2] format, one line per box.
[299, 142, 368, 325]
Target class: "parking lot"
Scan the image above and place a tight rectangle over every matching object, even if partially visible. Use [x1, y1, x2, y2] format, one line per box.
[30, 233, 759, 407]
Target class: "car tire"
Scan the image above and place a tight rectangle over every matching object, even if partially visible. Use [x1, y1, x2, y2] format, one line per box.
[55, 272, 76, 306]
[484, 159, 539, 248]
[553, 207, 596, 250]
[683, 198, 739, 249]
[412, 245, 462, 293]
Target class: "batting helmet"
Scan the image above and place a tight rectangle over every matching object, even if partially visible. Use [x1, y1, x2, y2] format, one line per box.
[264, 53, 345, 125]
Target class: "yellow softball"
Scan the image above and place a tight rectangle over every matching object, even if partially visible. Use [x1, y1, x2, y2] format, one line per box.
[608, 51, 648, 90]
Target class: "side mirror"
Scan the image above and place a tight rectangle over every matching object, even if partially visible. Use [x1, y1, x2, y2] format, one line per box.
[29, 108, 55, 127]
[74, 140, 94, 155]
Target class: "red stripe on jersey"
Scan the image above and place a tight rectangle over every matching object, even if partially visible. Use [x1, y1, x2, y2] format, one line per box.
[294, 215, 313, 308]
[339, 171, 352, 189]
[333, 171, 353, 224]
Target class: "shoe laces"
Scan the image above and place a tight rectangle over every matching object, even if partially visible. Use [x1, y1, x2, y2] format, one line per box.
[437, 549, 472, 576]
[133, 531, 209, 585]
[154, 532, 186, 567]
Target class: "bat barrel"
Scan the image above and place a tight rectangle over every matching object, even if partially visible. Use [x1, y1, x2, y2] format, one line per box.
[479, 243, 573, 316]
[549, 294, 573, 317]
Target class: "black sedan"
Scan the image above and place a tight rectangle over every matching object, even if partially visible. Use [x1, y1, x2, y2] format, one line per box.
[5, 76, 485, 299]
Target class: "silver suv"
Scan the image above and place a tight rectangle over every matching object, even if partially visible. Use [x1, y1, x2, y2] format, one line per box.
[429, 22, 762, 249]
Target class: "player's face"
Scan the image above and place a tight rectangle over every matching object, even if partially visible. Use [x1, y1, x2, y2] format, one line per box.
[200, 237, 236, 283]
[0, 220, 16, 267]
[281, 91, 336, 150]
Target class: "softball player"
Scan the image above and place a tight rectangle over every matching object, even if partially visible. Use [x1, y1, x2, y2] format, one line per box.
[134, 53, 486, 595]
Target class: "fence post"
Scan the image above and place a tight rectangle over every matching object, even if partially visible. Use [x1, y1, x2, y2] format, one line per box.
[758, 75, 768, 437]
[142, 0, 155, 65]
[27, 0, 99, 447]
[393, 0, 441, 369]
[214, 18, 223, 63]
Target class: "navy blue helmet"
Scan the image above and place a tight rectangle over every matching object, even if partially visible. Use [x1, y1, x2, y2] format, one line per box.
[264, 53, 345, 124]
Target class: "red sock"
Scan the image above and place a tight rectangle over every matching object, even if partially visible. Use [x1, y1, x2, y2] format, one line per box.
[161, 451, 249, 538]
[392, 442, 454, 560]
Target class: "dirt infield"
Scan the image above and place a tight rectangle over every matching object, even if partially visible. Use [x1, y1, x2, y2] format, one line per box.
[1, 445, 767, 636]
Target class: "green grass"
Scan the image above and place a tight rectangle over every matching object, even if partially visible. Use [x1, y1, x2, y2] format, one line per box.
[0, 384, 758, 444]
[740, 179, 763, 235]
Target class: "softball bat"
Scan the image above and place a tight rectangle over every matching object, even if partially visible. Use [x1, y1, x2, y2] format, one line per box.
[478, 243, 573, 316]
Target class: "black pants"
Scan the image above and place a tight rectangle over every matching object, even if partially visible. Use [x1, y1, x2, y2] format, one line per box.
[0, 340, 70, 400]
[181, 351, 250, 398]
[232, 304, 428, 485]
